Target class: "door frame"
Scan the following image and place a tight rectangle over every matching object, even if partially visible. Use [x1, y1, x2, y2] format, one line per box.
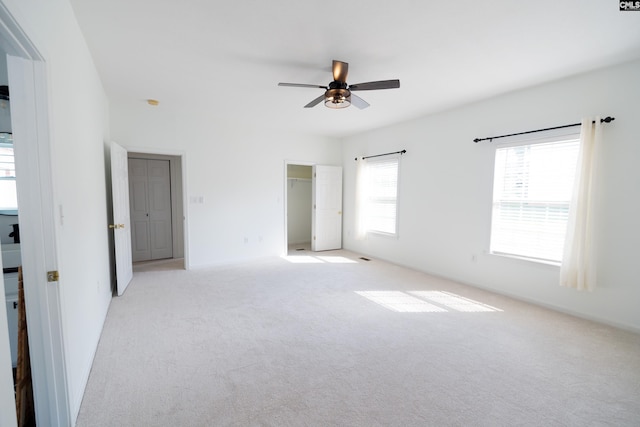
[283, 160, 315, 255]
[0, 4, 70, 425]
[125, 148, 189, 268]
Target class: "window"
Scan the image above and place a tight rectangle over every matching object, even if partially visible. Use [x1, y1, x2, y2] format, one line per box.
[363, 157, 399, 235]
[0, 135, 17, 212]
[490, 135, 579, 263]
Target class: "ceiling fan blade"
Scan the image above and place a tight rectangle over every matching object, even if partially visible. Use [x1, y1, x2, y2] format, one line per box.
[349, 79, 400, 91]
[279, 83, 327, 89]
[304, 94, 326, 108]
[332, 60, 349, 83]
[350, 93, 370, 110]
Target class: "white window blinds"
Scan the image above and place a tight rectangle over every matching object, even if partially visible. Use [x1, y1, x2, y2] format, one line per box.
[490, 137, 579, 263]
[365, 157, 399, 235]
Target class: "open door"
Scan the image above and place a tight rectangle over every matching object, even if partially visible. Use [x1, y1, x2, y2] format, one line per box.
[110, 141, 133, 295]
[312, 165, 343, 251]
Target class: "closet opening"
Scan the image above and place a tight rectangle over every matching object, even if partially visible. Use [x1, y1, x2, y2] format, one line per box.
[128, 152, 185, 270]
[285, 163, 313, 254]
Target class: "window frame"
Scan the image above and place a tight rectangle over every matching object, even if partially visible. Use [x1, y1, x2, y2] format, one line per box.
[363, 155, 401, 237]
[0, 136, 18, 214]
[488, 131, 581, 265]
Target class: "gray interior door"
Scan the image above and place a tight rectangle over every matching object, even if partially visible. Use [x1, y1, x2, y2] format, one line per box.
[129, 158, 173, 261]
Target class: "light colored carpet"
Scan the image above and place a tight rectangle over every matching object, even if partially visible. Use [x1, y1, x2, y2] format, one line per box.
[76, 250, 640, 426]
[133, 258, 186, 273]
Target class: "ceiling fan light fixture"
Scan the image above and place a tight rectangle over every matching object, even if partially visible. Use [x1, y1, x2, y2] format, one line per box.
[324, 88, 351, 109]
[278, 60, 399, 110]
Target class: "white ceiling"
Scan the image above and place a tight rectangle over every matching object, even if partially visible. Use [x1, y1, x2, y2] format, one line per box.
[69, 0, 640, 138]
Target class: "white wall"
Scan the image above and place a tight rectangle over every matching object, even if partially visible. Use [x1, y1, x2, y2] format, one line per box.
[342, 59, 640, 332]
[2, 0, 112, 422]
[110, 102, 341, 267]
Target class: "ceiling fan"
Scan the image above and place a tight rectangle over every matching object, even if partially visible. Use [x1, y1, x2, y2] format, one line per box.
[278, 60, 400, 109]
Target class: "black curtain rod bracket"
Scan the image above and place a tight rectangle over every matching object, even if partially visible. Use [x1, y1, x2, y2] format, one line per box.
[355, 149, 406, 161]
[473, 116, 615, 143]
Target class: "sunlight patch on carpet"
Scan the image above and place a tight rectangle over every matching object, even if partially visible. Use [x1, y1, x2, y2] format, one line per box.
[357, 290, 503, 313]
[282, 255, 357, 264]
[410, 291, 503, 312]
[355, 291, 446, 312]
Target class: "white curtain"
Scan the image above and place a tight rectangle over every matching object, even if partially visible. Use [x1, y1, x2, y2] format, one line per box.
[354, 158, 369, 240]
[560, 117, 602, 291]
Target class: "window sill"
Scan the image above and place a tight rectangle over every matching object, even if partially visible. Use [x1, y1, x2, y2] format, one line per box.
[488, 251, 561, 268]
[367, 230, 398, 239]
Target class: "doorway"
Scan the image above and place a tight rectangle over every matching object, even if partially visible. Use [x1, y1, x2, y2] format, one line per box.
[129, 158, 172, 261]
[284, 162, 343, 254]
[286, 164, 313, 253]
[0, 9, 70, 425]
[0, 50, 35, 425]
[128, 152, 185, 266]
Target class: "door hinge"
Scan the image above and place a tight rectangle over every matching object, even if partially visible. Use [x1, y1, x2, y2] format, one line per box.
[313, 236, 316, 240]
[47, 270, 60, 282]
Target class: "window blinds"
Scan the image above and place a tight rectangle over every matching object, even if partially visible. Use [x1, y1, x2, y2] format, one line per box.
[366, 157, 399, 235]
[490, 138, 579, 263]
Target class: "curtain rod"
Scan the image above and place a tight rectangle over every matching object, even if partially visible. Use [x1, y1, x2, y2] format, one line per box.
[355, 149, 406, 161]
[473, 116, 615, 143]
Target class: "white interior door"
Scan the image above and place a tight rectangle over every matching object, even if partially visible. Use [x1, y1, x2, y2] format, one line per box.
[111, 142, 133, 296]
[312, 165, 343, 251]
